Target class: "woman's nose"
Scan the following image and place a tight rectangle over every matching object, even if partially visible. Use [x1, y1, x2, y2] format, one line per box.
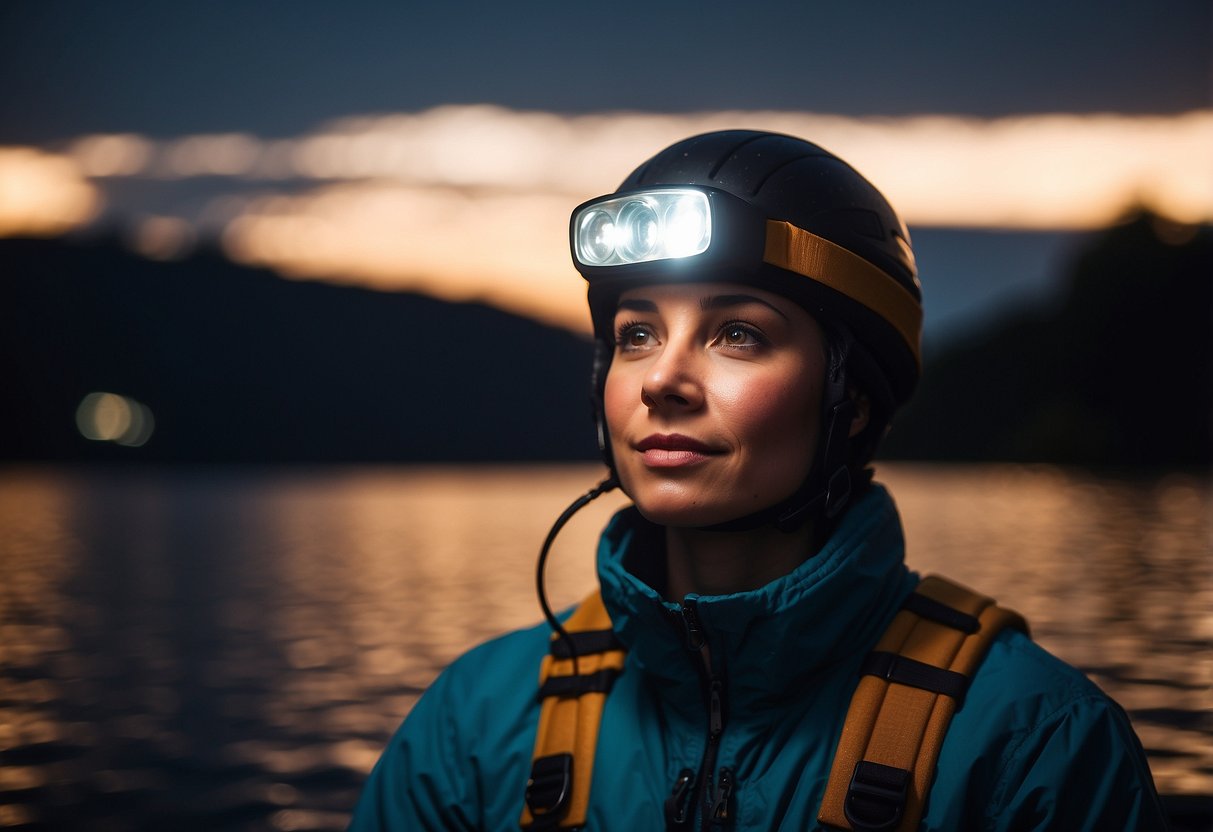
[640, 343, 705, 412]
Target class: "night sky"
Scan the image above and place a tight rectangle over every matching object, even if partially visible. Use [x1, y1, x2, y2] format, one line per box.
[1, 0, 1208, 144]
[0, 1, 1208, 348]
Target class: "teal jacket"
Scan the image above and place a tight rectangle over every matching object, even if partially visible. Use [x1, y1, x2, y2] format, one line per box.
[350, 485, 1166, 830]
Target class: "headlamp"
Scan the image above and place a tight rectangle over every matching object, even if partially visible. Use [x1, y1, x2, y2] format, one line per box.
[572, 185, 922, 366]
[573, 189, 711, 266]
[571, 186, 767, 278]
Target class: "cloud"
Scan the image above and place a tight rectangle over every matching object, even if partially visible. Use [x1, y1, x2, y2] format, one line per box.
[55, 106, 1213, 225]
[3, 106, 1210, 331]
[0, 147, 100, 236]
[221, 183, 580, 329]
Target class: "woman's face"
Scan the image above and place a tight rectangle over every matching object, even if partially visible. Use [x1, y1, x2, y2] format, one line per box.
[603, 281, 828, 528]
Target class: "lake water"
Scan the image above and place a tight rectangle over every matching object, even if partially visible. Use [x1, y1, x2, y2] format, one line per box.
[0, 463, 1209, 830]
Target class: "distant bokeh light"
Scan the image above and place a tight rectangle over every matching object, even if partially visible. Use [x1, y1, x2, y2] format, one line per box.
[75, 392, 155, 447]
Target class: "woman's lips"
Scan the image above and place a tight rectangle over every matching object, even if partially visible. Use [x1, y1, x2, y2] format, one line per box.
[634, 434, 721, 468]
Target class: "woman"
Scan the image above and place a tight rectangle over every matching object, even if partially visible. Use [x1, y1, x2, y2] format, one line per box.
[351, 131, 1165, 830]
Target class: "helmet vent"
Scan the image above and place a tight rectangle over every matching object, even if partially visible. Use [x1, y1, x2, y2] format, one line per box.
[842, 209, 886, 241]
[708, 133, 771, 181]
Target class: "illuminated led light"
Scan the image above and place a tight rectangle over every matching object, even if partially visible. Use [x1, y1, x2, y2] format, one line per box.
[75, 392, 155, 447]
[577, 209, 616, 265]
[616, 200, 659, 260]
[573, 189, 711, 266]
[663, 198, 711, 257]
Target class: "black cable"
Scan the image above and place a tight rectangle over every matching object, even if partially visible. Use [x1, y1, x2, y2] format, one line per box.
[535, 476, 619, 678]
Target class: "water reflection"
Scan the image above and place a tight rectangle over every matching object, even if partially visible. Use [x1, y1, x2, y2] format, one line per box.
[0, 464, 1207, 829]
[888, 465, 1212, 803]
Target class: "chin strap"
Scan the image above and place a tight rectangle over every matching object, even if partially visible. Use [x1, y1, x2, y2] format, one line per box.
[772, 392, 856, 531]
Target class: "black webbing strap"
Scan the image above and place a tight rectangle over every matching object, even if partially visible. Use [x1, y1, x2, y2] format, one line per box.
[550, 628, 621, 659]
[538, 668, 622, 699]
[901, 592, 980, 634]
[860, 651, 970, 703]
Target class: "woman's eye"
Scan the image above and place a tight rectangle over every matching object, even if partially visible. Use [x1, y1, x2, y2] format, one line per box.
[616, 322, 655, 351]
[719, 323, 764, 348]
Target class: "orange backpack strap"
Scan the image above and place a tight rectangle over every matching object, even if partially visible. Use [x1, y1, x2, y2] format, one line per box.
[520, 590, 626, 831]
[818, 575, 1029, 832]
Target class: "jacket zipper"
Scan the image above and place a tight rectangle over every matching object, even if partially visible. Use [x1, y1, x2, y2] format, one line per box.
[665, 768, 696, 828]
[709, 767, 734, 824]
[699, 676, 730, 829]
[671, 599, 734, 830]
[681, 598, 706, 651]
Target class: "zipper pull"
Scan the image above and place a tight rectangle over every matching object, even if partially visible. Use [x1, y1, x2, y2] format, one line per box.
[663, 767, 696, 829]
[680, 599, 705, 651]
[708, 677, 724, 739]
[709, 767, 734, 824]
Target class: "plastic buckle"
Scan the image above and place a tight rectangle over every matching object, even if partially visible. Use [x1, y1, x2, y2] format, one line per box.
[844, 760, 909, 831]
[526, 753, 573, 820]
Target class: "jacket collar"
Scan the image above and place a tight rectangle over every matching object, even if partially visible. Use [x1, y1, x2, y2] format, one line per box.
[596, 483, 914, 706]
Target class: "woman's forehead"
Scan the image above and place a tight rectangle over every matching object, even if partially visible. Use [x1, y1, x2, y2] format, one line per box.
[613, 280, 825, 344]
[616, 281, 793, 310]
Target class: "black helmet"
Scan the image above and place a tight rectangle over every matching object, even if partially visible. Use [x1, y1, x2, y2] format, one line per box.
[571, 130, 923, 528]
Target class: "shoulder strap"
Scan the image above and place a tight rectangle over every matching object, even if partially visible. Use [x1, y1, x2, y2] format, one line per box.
[520, 590, 626, 831]
[818, 574, 1029, 832]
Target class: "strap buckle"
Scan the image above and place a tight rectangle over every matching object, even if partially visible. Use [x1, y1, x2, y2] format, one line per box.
[526, 753, 573, 822]
[844, 760, 909, 831]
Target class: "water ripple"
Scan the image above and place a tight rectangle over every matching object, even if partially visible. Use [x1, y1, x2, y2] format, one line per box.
[0, 464, 1208, 829]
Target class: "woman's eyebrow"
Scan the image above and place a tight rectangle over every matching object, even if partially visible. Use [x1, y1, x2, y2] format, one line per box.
[616, 298, 658, 313]
[701, 294, 789, 321]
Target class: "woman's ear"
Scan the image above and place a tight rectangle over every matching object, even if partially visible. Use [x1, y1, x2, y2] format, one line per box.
[847, 387, 871, 438]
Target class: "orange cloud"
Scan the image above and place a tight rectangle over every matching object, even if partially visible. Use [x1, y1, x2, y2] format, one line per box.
[0, 147, 100, 236]
[4, 108, 1211, 333]
[222, 183, 585, 331]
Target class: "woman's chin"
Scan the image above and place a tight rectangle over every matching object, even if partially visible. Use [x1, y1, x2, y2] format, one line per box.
[629, 493, 747, 529]
[623, 477, 800, 530]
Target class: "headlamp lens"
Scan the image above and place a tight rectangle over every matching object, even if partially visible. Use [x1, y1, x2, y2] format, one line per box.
[617, 200, 659, 260]
[578, 209, 616, 265]
[663, 198, 710, 257]
[573, 189, 711, 267]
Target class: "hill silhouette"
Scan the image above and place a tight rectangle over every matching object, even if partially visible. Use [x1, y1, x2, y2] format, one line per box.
[0, 237, 599, 463]
[2, 213, 1209, 467]
[882, 211, 1212, 467]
